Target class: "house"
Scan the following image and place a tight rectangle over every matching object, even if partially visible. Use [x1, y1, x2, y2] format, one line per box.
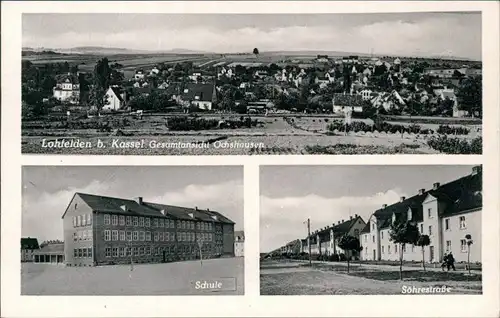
[301, 216, 366, 258]
[157, 81, 169, 90]
[424, 68, 456, 79]
[254, 70, 268, 79]
[103, 86, 126, 111]
[188, 71, 203, 82]
[359, 89, 374, 101]
[438, 89, 467, 118]
[149, 67, 160, 76]
[33, 242, 65, 264]
[332, 93, 365, 113]
[316, 55, 329, 63]
[178, 83, 217, 110]
[21, 237, 39, 262]
[61, 193, 236, 266]
[53, 73, 80, 104]
[360, 166, 482, 263]
[370, 90, 406, 111]
[234, 231, 244, 257]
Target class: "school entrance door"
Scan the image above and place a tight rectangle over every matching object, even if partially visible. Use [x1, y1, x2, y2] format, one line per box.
[372, 249, 376, 260]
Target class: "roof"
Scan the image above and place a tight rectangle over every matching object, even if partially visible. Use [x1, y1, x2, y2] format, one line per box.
[374, 167, 482, 228]
[234, 231, 245, 242]
[65, 193, 234, 224]
[55, 73, 79, 84]
[21, 237, 39, 250]
[311, 216, 364, 238]
[360, 222, 371, 234]
[108, 87, 124, 102]
[34, 243, 64, 255]
[180, 84, 215, 102]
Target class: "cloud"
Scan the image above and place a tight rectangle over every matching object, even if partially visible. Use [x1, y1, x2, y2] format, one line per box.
[259, 189, 407, 252]
[22, 179, 243, 243]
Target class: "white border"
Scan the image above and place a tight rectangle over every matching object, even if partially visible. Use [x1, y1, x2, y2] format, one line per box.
[2, 1, 499, 317]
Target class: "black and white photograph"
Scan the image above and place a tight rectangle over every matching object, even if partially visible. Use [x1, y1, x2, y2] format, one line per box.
[21, 12, 482, 155]
[260, 165, 482, 295]
[21, 165, 244, 295]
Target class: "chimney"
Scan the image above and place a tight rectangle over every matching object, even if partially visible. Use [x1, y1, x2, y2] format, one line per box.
[382, 204, 387, 208]
[338, 221, 341, 225]
[135, 197, 143, 205]
[350, 216, 353, 220]
[472, 166, 481, 175]
[195, 206, 198, 211]
[400, 196, 406, 203]
[341, 219, 344, 223]
[355, 214, 358, 217]
[206, 208, 210, 212]
[418, 188, 425, 195]
[433, 182, 440, 190]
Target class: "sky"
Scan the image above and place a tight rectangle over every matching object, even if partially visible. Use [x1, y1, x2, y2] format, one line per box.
[260, 165, 477, 252]
[22, 12, 481, 60]
[22, 166, 243, 242]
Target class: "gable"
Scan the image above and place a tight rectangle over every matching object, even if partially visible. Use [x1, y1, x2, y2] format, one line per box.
[61, 193, 93, 219]
[423, 193, 437, 204]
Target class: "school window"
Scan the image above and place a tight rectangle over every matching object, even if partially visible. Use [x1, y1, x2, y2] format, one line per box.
[145, 218, 150, 227]
[445, 218, 450, 230]
[170, 220, 175, 228]
[119, 247, 125, 257]
[388, 245, 391, 254]
[82, 215, 87, 226]
[82, 248, 88, 258]
[82, 231, 87, 240]
[88, 247, 93, 258]
[104, 214, 110, 225]
[172, 233, 175, 241]
[104, 230, 111, 241]
[196, 222, 200, 230]
[120, 230, 125, 241]
[427, 208, 432, 218]
[127, 247, 132, 257]
[446, 240, 452, 252]
[165, 232, 170, 242]
[153, 219, 158, 228]
[133, 247, 139, 256]
[119, 215, 125, 226]
[112, 247, 118, 257]
[139, 247, 144, 256]
[208, 233, 212, 241]
[139, 217, 144, 227]
[77, 215, 81, 227]
[420, 224, 424, 233]
[133, 231, 139, 241]
[428, 226, 432, 236]
[154, 232, 159, 241]
[459, 216, 466, 229]
[139, 231, 145, 241]
[201, 223, 205, 231]
[87, 214, 92, 225]
[146, 231, 151, 241]
[73, 232, 78, 242]
[133, 217, 138, 226]
[73, 216, 77, 227]
[460, 239, 467, 252]
[382, 246, 385, 254]
[74, 249, 78, 257]
[112, 230, 118, 241]
[177, 220, 181, 228]
[112, 215, 118, 226]
[161, 232, 166, 241]
[126, 231, 132, 241]
[159, 219, 164, 227]
[126, 216, 132, 226]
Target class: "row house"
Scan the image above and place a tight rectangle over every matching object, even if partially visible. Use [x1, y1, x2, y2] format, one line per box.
[62, 192, 235, 267]
[360, 166, 482, 264]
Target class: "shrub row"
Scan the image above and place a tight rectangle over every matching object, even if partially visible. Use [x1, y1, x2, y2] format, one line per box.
[427, 135, 482, 154]
[167, 116, 259, 131]
[327, 120, 434, 135]
[436, 124, 470, 135]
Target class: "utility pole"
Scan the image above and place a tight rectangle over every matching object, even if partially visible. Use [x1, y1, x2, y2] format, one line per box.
[307, 218, 312, 266]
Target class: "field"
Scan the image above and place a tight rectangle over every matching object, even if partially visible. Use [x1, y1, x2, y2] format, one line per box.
[21, 257, 244, 295]
[22, 114, 481, 155]
[260, 259, 482, 295]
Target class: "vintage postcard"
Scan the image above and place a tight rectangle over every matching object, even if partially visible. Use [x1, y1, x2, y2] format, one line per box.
[260, 165, 482, 295]
[21, 165, 244, 295]
[20, 11, 483, 155]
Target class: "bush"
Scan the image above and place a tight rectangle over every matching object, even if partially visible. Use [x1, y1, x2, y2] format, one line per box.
[339, 253, 347, 261]
[329, 254, 340, 262]
[437, 124, 470, 135]
[427, 135, 482, 154]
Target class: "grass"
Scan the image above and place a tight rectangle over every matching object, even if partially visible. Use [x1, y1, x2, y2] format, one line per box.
[22, 257, 244, 295]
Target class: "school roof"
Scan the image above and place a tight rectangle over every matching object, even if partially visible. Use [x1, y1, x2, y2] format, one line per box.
[21, 237, 39, 250]
[374, 166, 482, 229]
[180, 84, 215, 102]
[63, 193, 234, 225]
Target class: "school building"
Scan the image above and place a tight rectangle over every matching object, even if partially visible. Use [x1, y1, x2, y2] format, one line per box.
[62, 193, 236, 266]
[360, 166, 482, 264]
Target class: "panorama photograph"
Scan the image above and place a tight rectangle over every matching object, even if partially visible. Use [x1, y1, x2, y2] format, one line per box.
[22, 12, 482, 155]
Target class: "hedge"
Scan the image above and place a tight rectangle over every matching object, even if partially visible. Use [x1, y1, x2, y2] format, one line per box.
[427, 135, 482, 154]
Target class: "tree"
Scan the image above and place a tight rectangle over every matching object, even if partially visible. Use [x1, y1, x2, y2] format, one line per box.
[456, 77, 482, 117]
[389, 220, 420, 280]
[465, 234, 473, 275]
[416, 234, 431, 271]
[337, 234, 363, 273]
[90, 58, 112, 111]
[253, 48, 259, 57]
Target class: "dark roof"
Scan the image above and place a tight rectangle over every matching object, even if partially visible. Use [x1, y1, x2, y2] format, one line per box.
[360, 222, 371, 234]
[180, 83, 215, 102]
[34, 243, 64, 255]
[66, 193, 234, 224]
[374, 167, 482, 228]
[21, 237, 39, 250]
[55, 73, 79, 84]
[109, 87, 124, 102]
[311, 216, 364, 238]
[133, 87, 152, 95]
